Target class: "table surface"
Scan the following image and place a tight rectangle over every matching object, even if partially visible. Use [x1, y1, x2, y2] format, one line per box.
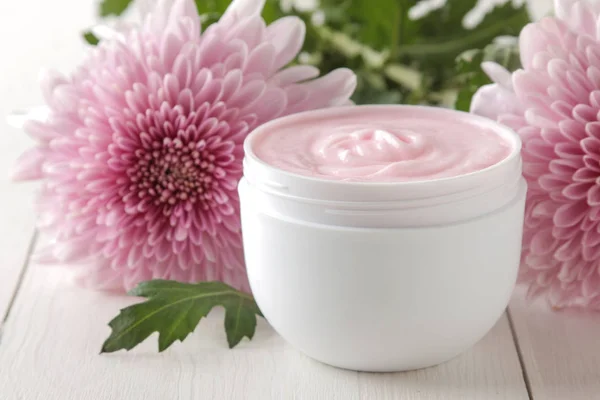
[2, 0, 599, 399]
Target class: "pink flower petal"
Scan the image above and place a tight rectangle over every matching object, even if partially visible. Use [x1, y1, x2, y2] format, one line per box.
[221, 0, 265, 26]
[12, 147, 46, 181]
[573, 166, 597, 182]
[248, 87, 287, 123]
[244, 42, 276, 77]
[585, 121, 600, 139]
[563, 182, 592, 199]
[271, 65, 319, 86]
[530, 228, 557, 255]
[587, 183, 600, 206]
[581, 137, 600, 157]
[266, 16, 305, 71]
[290, 68, 357, 113]
[555, 235, 583, 261]
[554, 0, 599, 38]
[554, 200, 588, 227]
[470, 84, 519, 121]
[582, 268, 600, 297]
[519, 22, 552, 70]
[538, 173, 569, 192]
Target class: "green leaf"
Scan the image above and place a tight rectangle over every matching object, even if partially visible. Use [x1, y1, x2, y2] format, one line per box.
[453, 37, 521, 111]
[261, 0, 286, 24]
[194, 0, 230, 15]
[82, 31, 100, 46]
[194, 0, 284, 28]
[354, 88, 402, 105]
[310, 0, 529, 106]
[99, 0, 134, 17]
[313, 25, 388, 67]
[101, 280, 263, 353]
[453, 49, 489, 111]
[399, 1, 529, 61]
[320, 0, 416, 52]
[384, 63, 422, 91]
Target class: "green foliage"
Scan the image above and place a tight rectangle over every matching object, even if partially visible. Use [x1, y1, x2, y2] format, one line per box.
[101, 280, 263, 353]
[454, 49, 490, 111]
[453, 37, 521, 111]
[99, 0, 134, 17]
[311, 0, 529, 105]
[195, 0, 285, 25]
[93, 0, 530, 107]
[83, 31, 100, 45]
[98, 0, 284, 24]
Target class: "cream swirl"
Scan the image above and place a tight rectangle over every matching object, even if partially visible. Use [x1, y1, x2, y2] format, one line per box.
[252, 109, 512, 182]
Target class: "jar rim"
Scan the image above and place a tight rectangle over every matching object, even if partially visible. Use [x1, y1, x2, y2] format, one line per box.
[242, 105, 522, 203]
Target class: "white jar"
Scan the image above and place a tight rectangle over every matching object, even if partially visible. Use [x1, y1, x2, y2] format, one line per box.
[238, 105, 526, 372]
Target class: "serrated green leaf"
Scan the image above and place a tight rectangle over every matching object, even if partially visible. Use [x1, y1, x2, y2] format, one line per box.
[101, 280, 263, 353]
[129, 279, 204, 297]
[99, 0, 134, 17]
[224, 296, 259, 347]
[83, 31, 99, 46]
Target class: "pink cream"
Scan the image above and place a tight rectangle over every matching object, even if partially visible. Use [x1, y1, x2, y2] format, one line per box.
[252, 107, 513, 182]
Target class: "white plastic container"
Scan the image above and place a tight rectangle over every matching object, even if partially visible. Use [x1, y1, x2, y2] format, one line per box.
[238, 105, 527, 372]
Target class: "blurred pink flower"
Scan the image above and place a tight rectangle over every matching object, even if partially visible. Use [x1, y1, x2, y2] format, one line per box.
[471, 0, 600, 309]
[13, 0, 356, 292]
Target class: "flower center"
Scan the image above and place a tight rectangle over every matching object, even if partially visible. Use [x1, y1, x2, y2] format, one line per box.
[127, 137, 220, 212]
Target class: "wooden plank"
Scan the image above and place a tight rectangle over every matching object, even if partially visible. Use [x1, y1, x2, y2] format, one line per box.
[509, 290, 600, 400]
[0, 107, 36, 319]
[0, 184, 35, 321]
[0, 54, 37, 321]
[356, 314, 529, 399]
[0, 265, 528, 400]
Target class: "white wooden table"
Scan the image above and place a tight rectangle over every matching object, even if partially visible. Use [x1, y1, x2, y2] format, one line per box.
[1, 0, 599, 399]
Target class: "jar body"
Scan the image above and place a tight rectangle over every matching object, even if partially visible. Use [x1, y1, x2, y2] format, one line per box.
[238, 177, 527, 372]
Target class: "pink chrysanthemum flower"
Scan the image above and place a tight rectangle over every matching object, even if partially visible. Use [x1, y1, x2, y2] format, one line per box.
[12, 0, 356, 291]
[471, 0, 600, 309]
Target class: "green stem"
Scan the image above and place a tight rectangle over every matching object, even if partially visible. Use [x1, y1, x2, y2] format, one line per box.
[389, 3, 403, 60]
[396, 12, 526, 58]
